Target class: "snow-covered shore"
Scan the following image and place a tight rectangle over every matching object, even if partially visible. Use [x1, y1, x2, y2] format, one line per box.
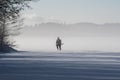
[0, 51, 120, 80]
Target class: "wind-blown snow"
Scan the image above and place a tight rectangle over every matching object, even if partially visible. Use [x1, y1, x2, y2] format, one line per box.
[0, 51, 120, 80]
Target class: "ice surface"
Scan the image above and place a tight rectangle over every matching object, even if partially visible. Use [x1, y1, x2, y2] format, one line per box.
[15, 37, 120, 52]
[0, 51, 120, 80]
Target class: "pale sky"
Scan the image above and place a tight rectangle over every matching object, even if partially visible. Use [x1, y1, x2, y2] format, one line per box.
[23, 0, 120, 25]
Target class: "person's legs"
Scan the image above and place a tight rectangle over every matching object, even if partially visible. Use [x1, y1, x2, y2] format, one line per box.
[56, 45, 59, 50]
[59, 45, 61, 51]
[56, 44, 62, 51]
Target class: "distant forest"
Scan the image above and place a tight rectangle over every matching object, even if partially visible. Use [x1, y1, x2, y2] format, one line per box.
[21, 22, 120, 37]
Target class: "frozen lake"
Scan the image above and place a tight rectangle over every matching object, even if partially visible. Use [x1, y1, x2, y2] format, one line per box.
[15, 37, 120, 52]
[0, 51, 120, 80]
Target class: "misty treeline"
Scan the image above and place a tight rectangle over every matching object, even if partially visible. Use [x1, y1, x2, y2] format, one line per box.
[0, 0, 38, 52]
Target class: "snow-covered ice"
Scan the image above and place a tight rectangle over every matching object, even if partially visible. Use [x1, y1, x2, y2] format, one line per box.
[0, 51, 120, 80]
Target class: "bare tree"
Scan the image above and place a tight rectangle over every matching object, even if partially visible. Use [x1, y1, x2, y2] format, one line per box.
[0, 0, 36, 52]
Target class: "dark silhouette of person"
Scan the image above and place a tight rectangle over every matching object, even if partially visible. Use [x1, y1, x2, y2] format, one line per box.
[56, 37, 62, 50]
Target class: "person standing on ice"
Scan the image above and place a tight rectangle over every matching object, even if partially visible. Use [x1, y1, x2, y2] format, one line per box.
[56, 37, 62, 51]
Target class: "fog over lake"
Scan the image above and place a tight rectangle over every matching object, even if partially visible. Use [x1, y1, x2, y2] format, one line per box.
[15, 23, 120, 52]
